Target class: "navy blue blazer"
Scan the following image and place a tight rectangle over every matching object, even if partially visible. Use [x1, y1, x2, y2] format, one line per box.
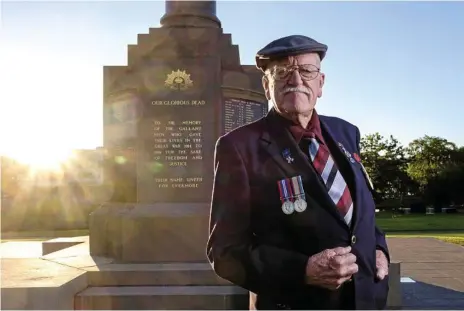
[207, 108, 390, 310]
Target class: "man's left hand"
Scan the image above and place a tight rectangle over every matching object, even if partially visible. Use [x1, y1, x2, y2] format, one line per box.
[376, 250, 389, 281]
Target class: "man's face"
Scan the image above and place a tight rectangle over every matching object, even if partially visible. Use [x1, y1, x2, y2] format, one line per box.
[262, 53, 325, 117]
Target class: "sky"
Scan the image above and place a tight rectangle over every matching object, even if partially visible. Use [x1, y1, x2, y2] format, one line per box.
[1, 0, 463, 165]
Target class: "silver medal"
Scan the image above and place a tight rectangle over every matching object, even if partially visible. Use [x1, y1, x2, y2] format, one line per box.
[294, 198, 307, 212]
[281, 201, 295, 215]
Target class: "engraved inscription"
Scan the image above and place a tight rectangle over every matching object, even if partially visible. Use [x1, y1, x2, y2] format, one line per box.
[151, 119, 204, 188]
[151, 100, 206, 106]
[154, 177, 203, 189]
[224, 98, 267, 134]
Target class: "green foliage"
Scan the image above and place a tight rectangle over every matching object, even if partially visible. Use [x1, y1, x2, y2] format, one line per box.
[424, 162, 464, 206]
[360, 133, 417, 202]
[360, 133, 464, 207]
[406, 135, 458, 186]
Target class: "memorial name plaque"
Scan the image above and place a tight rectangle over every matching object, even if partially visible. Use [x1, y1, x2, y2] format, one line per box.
[136, 59, 218, 204]
[223, 98, 267, 134]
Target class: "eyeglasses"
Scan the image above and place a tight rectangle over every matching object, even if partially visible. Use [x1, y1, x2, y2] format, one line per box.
[269, 64, 320, 81]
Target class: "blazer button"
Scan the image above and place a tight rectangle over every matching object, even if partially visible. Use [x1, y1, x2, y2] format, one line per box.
[276, 303, 291, 309]
[351, 235, 357, 245]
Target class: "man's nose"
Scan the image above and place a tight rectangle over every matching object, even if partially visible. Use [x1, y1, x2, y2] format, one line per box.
[287, 69, 304, 86]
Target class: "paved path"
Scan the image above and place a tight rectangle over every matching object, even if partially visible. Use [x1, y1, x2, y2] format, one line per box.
[0, 241, 44, 258]
[2, 237, 463, 309]
[388, 237, 464, 309]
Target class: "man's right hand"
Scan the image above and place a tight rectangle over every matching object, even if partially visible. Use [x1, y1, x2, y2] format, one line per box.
[305, 246, 358, 290]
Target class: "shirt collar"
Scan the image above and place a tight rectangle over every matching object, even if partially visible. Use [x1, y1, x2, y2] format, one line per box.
[275, 109, 324, 144]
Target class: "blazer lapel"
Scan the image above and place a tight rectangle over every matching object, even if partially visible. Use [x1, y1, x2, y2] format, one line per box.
[259, 110, 349, 229]
[319, 119, 360, 232]
[259, 114, 310, 178]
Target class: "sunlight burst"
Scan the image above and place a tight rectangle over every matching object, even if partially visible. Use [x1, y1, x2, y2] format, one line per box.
[0, 43, 103, 171]
[4, 147, 74, 171]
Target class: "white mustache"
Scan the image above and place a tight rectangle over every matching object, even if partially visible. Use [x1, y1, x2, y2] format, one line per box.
[281, 87, 310, 95]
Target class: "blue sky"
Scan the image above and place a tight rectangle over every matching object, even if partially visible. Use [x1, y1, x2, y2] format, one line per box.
[1, 1, 463, 163]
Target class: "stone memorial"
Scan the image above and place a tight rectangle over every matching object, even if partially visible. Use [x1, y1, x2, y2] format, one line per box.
[86, 0, 268, 308]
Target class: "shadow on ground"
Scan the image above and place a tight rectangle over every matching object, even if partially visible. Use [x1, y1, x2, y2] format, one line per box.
[402, 281, 464, 310]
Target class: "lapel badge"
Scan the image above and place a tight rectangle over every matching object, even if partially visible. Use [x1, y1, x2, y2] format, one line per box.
[277, 175, 307, 215]
[353, 153, 361, 163]
[338, 142, 355, 163]
[282, 148, 294, 164]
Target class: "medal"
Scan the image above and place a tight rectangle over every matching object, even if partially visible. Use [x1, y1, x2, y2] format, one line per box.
[282, 200, 295, 215]
[277, 178, 295, 215]
[277, 176, 307, 214]
[291, 175, 307, 212]
[294, 198, 307, 213]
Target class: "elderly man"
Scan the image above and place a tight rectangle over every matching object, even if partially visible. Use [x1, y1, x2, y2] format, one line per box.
[206, 35, 390, 310]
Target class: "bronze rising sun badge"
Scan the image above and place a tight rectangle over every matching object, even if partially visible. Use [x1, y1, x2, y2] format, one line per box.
[164, 69, 193, 91]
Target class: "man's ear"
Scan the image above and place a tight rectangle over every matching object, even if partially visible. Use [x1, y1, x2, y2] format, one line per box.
[262, 75, 271, 100]
[317, 72, 325, 98]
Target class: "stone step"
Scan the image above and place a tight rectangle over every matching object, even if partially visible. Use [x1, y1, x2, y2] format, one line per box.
[74, 286, 248, 310]
[42, 236, 88, 255]
[87, 263, 230, 287]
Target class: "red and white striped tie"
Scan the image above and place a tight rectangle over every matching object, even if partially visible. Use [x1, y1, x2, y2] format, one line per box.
[307, 137, 353, 224]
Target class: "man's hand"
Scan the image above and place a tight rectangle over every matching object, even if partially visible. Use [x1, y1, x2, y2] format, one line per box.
[376, 249, 389, 281]
[305, 246, 358, 291]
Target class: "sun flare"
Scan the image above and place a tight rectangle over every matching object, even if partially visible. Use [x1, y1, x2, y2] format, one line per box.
[4, 147, 74, 171]
[1, 44, 103, 171]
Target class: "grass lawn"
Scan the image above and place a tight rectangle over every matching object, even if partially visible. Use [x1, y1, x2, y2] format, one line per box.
[387, 233, 464, 246]
[377, 211, 464, 246]
[3, 213, 464, 246]
[433, 236, 464, 246]
[376, 211, 464, 232]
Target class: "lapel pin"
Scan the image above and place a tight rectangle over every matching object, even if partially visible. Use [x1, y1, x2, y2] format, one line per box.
[282, 148, 294, 164]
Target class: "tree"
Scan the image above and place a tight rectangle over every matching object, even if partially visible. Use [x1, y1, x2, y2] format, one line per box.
[424, 163, 464, 206]
[452, 146, 464, 164]
[406, 135, 458, 187]
[407, 136, 464, 207]
[360, 133, 415, 202]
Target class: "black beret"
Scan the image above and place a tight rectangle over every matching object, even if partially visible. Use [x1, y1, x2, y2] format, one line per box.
[255, 35, 328, 71]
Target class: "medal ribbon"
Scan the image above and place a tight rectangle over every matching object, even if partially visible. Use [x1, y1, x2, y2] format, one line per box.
[291, 176, 306, 201]
[284, 178, 294, 201]
[297, 175, 306, 201]
[277, 180, 289, 203]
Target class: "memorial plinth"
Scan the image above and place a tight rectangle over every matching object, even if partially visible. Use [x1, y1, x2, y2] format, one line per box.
[90, 0, 267, 263]
[87, 0, 267, 309]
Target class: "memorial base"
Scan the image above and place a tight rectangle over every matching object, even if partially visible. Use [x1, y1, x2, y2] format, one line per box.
[74, 262, 249, 310]
[89, 203, 210, 263]
[85, 203, 249, 310]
